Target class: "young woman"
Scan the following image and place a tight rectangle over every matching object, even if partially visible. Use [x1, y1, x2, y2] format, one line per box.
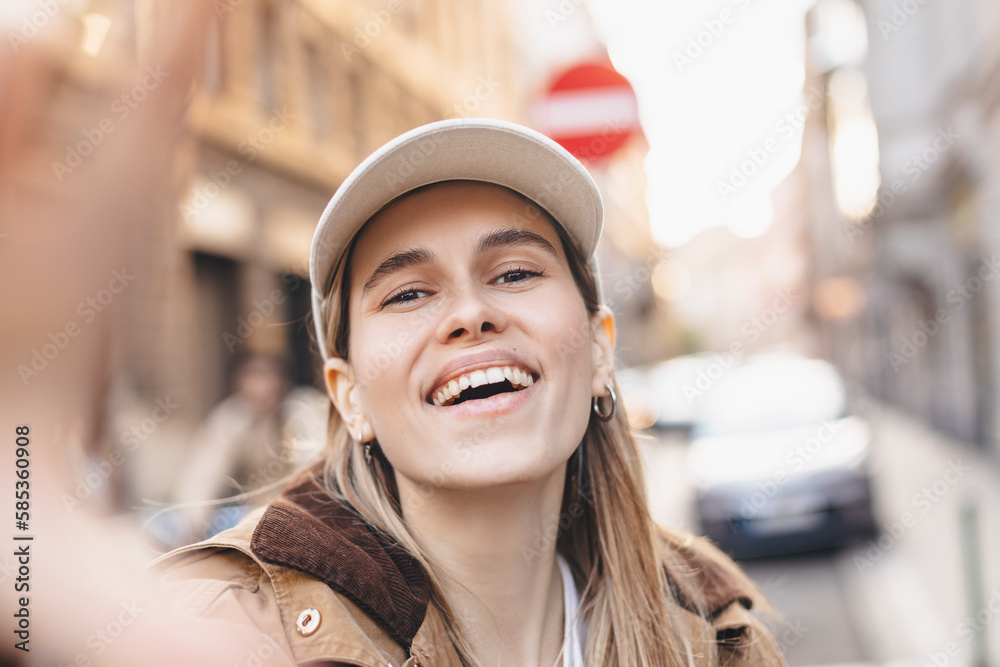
[158, 119, 786, 667]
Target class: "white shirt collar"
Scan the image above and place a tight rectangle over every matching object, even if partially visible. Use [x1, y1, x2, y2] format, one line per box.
[556, 553, 585, 667]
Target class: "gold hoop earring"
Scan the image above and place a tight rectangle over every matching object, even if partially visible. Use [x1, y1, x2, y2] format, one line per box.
[592, 384, 616, 422]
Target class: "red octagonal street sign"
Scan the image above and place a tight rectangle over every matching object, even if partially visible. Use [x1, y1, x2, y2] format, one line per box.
[532, 61, 640, 163]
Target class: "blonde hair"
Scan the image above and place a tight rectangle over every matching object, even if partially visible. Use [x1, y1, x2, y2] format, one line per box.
[313, 184, 766, 666]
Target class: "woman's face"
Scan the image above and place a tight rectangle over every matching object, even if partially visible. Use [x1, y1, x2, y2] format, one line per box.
[327, 181, 612, 492]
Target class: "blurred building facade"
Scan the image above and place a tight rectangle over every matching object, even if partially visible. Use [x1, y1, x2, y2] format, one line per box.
[24, 0, 666, 511]
[512, 0, 672, 366]
[132, 0, 523, 499]
[162, 0, 521, 412]
[801, 0, 1000, 454]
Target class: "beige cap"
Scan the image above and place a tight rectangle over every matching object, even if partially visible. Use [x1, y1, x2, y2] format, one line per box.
[309, 117, 604, 359]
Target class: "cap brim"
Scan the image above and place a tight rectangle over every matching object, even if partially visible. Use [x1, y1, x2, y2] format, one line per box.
[309, 118, 603, 296]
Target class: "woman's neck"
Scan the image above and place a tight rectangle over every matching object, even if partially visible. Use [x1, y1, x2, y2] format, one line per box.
[398, 468, 570, 666]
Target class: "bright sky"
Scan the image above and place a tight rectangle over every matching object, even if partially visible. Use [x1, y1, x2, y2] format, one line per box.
[586, 0, 816, 247]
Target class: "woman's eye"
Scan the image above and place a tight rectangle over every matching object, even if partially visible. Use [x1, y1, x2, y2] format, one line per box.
[495, 268, 541, 285]
[383, 288, 427, 307]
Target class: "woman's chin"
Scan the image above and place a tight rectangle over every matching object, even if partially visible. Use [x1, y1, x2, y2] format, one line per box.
[397, 453, 570, 494]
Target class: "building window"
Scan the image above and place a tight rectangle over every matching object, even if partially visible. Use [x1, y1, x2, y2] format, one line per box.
[284, 274, 322, 388]
[304, 42, 330, 140]
[349, 59, 368, 158]
[256, 2, 279, 112]
[202, 14, 226, 95]
[192, 252, 241, 415]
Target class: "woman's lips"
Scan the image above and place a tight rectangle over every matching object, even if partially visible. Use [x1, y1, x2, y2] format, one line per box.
[430, 374, 540, 418]
[430, 364, 536, 407]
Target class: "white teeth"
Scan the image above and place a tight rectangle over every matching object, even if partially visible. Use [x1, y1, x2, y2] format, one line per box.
[431, 365, 537, 407]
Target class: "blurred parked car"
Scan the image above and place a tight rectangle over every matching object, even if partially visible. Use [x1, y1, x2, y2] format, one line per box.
[618, 354, 720, 431]
[686, 352, 877, 558]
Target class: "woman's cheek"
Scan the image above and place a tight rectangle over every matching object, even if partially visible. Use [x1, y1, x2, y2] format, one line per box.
[351, 316, 414, 386]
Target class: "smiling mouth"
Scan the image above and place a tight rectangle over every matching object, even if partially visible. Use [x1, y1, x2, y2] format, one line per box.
[430, 366, 536, 407]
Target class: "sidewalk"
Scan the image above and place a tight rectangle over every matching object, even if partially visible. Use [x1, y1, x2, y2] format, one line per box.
[841, 397, 1000, 667]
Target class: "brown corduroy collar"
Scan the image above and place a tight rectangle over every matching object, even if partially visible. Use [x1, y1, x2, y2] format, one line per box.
[251, 468, 431, 648]
[250, 467, 752, 650]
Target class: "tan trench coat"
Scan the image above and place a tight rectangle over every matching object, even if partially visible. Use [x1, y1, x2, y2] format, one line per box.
[155, 471, 787, 666]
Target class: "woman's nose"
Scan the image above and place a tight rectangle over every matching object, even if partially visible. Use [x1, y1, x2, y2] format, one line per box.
[434, 287, 508, 343]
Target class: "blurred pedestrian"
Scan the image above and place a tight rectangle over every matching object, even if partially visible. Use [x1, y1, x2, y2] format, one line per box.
[157, 119, 787, 666]
[169, 354, 326, 545]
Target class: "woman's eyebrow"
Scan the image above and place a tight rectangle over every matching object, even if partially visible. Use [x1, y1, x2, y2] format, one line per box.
[475, 228, 557, 256]
[362, 247, 435, 296]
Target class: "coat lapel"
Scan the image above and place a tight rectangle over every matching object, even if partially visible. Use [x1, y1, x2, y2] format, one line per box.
[251, 469, 431, 649]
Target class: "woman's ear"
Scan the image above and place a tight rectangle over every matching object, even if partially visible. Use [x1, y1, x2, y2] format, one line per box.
[590, 307, 616, 396]
[324, 357, 374, 442]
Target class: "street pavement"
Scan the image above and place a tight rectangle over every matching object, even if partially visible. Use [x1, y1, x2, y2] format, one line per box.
[638, 397, 1000, 667]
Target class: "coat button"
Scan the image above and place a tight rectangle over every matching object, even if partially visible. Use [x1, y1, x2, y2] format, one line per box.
[296, 608, 321, 636]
